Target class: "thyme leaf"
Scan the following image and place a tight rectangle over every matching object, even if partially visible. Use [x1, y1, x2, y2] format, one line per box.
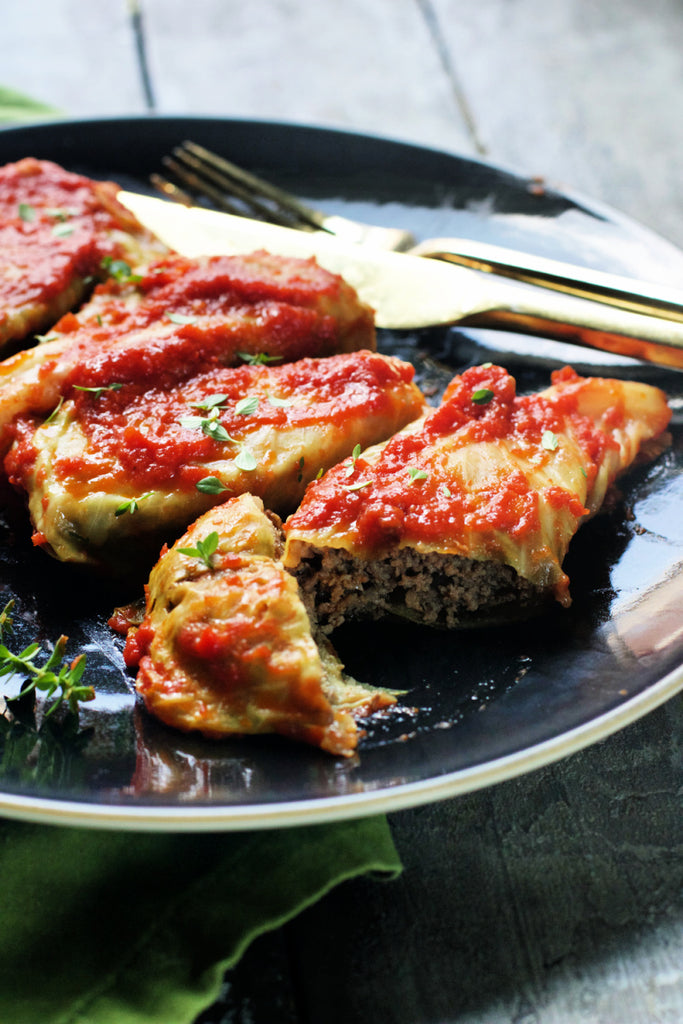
[238, 352, 282, 366]
[267, 394, 294, 408]
[179, 413, 235, 444]
[166, 312, 199, 325]
[234, 448, 257, 472]
[201, 419, 232, 443]
[191, 394, 229, 411]
[114, 492, 154, 517]
[196, 476, 228, 495]
[101, 256, 142, 284]
[73, 383, 123, 399]
[235, 396, 259, 416]
[177, 531, 219, 569]
[44, 396, 64, 425]
[345, 443, 362, 478]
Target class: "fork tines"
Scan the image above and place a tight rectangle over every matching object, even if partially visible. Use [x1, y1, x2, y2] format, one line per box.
[157, 140, 324, 230]
[153, 140, 416, 251]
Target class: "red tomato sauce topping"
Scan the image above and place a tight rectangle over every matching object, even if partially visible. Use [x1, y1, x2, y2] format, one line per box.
[286, 364, 621, 552]
[0, 158, 144, 315]
[22, 250, 374, 403]
[8, 351, 417, 495]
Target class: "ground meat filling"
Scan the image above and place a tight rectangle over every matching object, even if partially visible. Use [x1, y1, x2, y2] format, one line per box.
[292, 543, 544, 632]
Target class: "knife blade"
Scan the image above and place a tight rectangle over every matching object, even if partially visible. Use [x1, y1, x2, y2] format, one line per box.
[120, 191, 683, 369]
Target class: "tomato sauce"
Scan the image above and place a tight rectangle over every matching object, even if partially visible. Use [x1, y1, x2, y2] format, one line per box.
[0, 158, 144, 313]
[17, 247, 375, 409]
[8, 351, 418, 494]
[287, 364, 622, 552]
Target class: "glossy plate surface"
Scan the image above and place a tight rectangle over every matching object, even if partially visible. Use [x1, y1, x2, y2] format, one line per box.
[0, 116, 682, 831]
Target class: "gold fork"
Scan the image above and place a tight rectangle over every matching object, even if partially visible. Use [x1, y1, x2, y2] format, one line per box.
[154, 141, 683, 330]
[152, 140, 415, 252]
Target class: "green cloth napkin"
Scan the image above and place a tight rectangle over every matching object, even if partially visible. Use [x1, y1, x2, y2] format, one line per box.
[0, 85, 62, 122]
[0, 815, 401, 1024]
[0, 85, 403, 1024]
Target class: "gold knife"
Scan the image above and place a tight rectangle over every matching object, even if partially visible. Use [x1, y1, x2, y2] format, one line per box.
[120, 191, 683, 369]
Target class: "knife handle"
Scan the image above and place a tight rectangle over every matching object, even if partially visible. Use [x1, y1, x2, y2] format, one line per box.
[413, 237, 683, 324]
[460, 274, 683, 369]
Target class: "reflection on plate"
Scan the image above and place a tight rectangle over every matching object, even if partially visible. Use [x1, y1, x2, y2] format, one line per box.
[0, 116, 682, 831]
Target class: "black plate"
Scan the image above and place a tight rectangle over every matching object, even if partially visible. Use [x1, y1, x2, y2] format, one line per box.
[0, 116, 682, 831]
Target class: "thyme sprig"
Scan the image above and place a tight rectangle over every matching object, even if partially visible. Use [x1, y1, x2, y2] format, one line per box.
[115, 492, 154, 516]
[180, 402, 258, 471]
[177, 531, 219, 569]
[73, 383, 124, 399]
[101, 256, 142, 284]
[345, 443, 362, 478]
[238, 352, 282, 366]
[0, 601, 94, 716]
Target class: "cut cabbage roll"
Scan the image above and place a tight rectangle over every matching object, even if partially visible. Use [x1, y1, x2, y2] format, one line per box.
[5, 350, 425, 570]
[284, 364, 672, 629]
[123, 494, 394, 756]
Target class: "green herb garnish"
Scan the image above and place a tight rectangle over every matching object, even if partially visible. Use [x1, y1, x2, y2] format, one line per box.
[0, 600, 94, 716]
[235, 396, 259, 416]
[234, 448, 257, 472]
[179, 411, 234, 444]
[267, 394, 294, 408]
[45, 207, 73, 222]
[195, 476, 228, 495]
[542, 430, 560, 451]
[408, 467, 429, 482]
[18, 203, 35, 222]
[202, 419, 233, 443]
[114, 492, 154, 517]
[191, 394, 229, 411]
[471, 388, 494, 405]
[44, 397, 64, 425]
[73, 383, 123, 399]
[166, 312, 198, 325]
[177, 531, 219, 569]
[238, 352, 282, 366]
[342, 479, 372, 493]
[345, 443, 362, 478]
[101, 256, 142, 284]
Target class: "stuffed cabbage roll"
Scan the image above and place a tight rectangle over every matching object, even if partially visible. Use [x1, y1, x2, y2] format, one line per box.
[6, 350, 425, 570]
[0, 157, 166, 353]
[123, 494, 394, 756]
[284, 364, 672, 629]
[0, 248, 376, 454]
